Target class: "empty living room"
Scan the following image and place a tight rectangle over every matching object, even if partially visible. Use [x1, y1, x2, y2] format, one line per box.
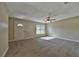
[0, 1, 79, 58]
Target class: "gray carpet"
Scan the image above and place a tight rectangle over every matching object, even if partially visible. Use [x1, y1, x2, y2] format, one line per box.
[5, 38, 79, 57]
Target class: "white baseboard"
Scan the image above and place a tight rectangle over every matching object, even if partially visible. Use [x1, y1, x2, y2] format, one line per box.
[57, 37, 79, 43]
[9, 35, 46, 42]
[1, 47, 9, 57]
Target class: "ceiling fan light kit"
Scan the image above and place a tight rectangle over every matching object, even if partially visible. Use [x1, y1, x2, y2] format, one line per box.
[45, 14, 56, 23]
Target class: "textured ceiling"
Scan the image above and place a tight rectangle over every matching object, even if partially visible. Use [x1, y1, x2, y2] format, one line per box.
[6, 2, 79, 23]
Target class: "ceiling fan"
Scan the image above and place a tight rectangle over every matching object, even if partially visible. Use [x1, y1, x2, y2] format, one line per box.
[44, 13, 56, 23]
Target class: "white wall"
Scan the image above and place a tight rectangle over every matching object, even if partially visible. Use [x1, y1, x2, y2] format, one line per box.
[47, 16, 79, 41]
[0, 3, 8, 56]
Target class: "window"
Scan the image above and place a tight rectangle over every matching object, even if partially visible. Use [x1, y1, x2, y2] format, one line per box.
[36, 24, 45, 34]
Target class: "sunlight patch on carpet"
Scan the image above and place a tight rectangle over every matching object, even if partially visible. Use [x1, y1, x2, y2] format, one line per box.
[40, 37, 56, 40]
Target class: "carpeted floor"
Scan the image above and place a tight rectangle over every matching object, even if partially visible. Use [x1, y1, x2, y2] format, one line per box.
[5, 37, 79, 57]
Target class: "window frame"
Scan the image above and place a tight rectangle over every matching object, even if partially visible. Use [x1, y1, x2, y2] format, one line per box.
[36, 24, 45, 34]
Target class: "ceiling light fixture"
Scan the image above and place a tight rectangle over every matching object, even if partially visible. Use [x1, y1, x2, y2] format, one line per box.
[44, 13, 56, 23]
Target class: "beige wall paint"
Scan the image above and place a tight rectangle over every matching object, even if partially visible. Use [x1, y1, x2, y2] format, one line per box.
[47, 16, 79, 41]
[9, 17, 46, 41]
[0, 3, 8, 56]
